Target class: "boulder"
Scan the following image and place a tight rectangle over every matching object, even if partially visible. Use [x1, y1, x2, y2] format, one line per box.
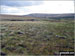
[56, 35, 66, 39]
[17, 31, 24, 34]
[0, 52, 6, 56]
[59, 36, 66, 39]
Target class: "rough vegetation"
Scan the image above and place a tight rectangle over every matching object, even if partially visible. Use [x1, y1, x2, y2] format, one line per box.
[0, 20, 74, 56]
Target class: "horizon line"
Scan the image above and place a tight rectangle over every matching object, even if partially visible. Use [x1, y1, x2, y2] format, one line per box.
[0, 13, 75, 16]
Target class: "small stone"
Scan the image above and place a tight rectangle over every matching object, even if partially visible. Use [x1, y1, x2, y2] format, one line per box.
[49, 32, 53, 35]
[6, 47, 16, 51]
[56, 35, 59, 37]
[9, 32, 14, 36]
[1, 44, 5, 48]
[18, 44, 27, 48]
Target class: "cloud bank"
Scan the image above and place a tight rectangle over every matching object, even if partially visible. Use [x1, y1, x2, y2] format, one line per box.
[0, 1, 74, 15]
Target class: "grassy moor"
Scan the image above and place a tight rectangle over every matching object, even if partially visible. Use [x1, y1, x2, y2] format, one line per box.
[0, 14, 74, 55]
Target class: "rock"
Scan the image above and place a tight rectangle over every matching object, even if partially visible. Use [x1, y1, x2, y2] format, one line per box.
[63, 46, 69, 48]
[6, 47, 16, 51]
[56, 35, 66, 39]
[54, 52, 59, 55]
[9, 32, 14, 36]
[47, 38, 50, 41]
[0, 33, 5, 37]
[0, 52, 6, 56]
[30, 34, 36, 36]
[69, 47, 74, 49]
[1, 44, 5, 48]
[17, 31, 24, 34]
[18, 50, 24, 54]
[59, 36, 66, 39]
[18, 44, 27, 48]
[28, 40, 33, 42]
[44, 35, 50, 38]
[56, 35, 59, 37]
[27, 48, 30, 51]
[11, 38, 17, 40]
[0, 27, 6, 30]
[49, 32, 53, 35]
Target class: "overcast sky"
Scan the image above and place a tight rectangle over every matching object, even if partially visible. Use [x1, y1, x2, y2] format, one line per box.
[0, 0, 74, 15]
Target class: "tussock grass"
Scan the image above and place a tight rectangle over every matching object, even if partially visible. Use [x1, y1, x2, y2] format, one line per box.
[0, 21, 74, 55]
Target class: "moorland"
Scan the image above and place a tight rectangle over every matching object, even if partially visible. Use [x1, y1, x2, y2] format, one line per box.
[0, 13, 74, 56]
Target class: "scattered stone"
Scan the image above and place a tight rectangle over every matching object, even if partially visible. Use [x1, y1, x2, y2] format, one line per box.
[0, 27, 6, 30]
[0, 52, 6, 56]
[28, 40, 33, 42]
[0, 33, 5, 38]
[18, 44, 27, 48]
[9, 32, 14, 36]
[47, 38, 50, 41]
[49, 32, 53, 35]
[30, 34, 36, 36]
[1, 44, 5, 48]
[69, 47, 74, 49]
[18, 50, 24, 54]
[11, 38, 17, 40]
[56, 35, 66, 39]
[54, 52, 59, 55]
[17, 31, 24, 34]
[59, 36, 66, 39]
[27, 48, 30, 51]
[56, 35, 59, 38]
[6, 47, 16, 51]
[63, 46, 68, 48]
[44, 35, 47, 38]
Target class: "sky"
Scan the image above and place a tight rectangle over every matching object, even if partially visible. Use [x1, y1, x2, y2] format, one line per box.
[0, 0, 74, 15]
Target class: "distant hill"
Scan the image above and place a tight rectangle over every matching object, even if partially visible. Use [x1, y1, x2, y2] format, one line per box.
[27, 13, 74, 19]
[0, 13, 74, 21]
[0, 14, 40, 21]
